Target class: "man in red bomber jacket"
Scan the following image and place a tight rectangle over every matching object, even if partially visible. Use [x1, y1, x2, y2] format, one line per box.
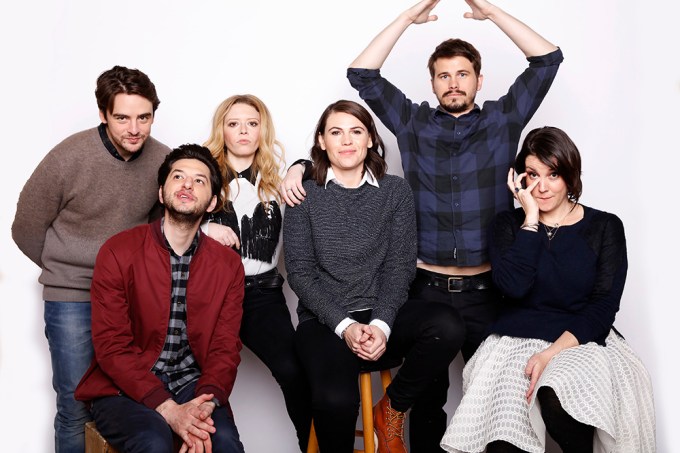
[76, 144, 245, 453]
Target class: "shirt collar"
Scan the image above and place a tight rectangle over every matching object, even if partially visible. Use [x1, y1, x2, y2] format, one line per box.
[229, 165, 257, 184]
[324, 166, 379, 189]
[160, 217, 200, 258]
[97, 123, 144, 162]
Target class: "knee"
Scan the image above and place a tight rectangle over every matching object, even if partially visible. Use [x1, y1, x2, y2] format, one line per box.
[55, 399, 91, 426]
[269, 357, 307, 388]
[421, 306, 466, 354]
[311, 386, 358, 416]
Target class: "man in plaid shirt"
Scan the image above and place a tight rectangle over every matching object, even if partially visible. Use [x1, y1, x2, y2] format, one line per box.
[348, 0, 562, 451]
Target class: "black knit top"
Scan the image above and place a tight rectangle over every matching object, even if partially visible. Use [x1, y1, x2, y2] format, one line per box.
[488, 205, 627, 345]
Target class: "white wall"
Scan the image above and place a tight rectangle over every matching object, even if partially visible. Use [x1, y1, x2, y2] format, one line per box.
[1, 1, 677, 451]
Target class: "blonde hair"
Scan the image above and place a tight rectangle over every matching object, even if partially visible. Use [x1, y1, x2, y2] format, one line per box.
[204, 94, 284, 208]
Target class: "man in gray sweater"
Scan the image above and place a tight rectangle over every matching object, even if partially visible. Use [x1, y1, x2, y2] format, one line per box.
[12, 65, 171, 453]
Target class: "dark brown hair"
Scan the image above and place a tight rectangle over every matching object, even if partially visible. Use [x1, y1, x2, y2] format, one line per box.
[310, 100, 387, 185]
[515, 126, 583, 203]
[95, 65, 160, 115]
[158, 144, 224, 210]
[427, 39, 482, 78]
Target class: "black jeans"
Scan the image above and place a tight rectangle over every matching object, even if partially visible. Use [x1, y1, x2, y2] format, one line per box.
[240, 283, 312, 452]
[403, 273, 501, 453]
[295, 298, 465, 453]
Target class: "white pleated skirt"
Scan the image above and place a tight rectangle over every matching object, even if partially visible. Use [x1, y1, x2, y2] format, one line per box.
[440, 331, 655, 453]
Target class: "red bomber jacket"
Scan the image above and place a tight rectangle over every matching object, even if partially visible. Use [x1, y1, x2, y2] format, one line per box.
[75, 218, 245, 410]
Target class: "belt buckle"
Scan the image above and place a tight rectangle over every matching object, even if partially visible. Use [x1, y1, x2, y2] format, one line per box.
[447, 276, 463, 293]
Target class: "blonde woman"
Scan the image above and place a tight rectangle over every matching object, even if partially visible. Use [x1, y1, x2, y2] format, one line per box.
[204, 95, 311, 452]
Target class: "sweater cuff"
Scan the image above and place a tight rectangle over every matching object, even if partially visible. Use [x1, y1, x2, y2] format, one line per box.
[370, 319, 391, 340]
[335, 317, 356, 338]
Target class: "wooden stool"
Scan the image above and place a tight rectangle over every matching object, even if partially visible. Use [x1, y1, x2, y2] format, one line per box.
[85, 421, 121, 453]
[306, 358, 402, 453]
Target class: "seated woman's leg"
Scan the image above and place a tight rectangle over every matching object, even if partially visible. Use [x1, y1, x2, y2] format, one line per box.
[240, 286, 312, 451]
[538, 386, 594, 453]
[295, 318, 361, 453]
[90, 395, 174, 453]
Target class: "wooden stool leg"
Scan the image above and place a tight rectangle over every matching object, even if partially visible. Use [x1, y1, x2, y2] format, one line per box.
[360, 372, 375, 453]
[307, 420, 319, 453]
[379, 369, 392, 392]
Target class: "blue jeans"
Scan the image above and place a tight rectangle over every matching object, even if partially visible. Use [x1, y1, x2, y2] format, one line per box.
[44, 301, 94, 453]
[91, 380, 245, 453]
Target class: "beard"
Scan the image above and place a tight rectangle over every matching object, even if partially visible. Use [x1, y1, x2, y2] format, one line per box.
[439, 91, 475, 114]
[162, 189, 212, 227]
[165, 204, 206, 226]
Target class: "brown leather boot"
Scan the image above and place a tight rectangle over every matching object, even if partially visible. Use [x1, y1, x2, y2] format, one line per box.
[373, 394, 407, 453]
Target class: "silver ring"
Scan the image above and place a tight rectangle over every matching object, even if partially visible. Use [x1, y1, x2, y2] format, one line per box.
[287, 188, 293, 192]
[514, 187, 520, 193]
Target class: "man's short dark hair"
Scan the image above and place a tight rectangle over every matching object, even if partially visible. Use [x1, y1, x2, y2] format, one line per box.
[158, 144, 224, 209]
[95, 65, 161, 115]
[428, 39, 482, 78]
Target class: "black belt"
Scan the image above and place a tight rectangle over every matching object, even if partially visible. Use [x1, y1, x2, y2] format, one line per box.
[415, 269, 493, 293]
[244, 269, 284, 290]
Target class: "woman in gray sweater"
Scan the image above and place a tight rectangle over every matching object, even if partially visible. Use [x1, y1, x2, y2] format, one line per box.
[284, 100, 461, 453]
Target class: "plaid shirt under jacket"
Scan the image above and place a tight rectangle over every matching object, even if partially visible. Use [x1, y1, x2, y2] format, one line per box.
[151, 225, 201, 393]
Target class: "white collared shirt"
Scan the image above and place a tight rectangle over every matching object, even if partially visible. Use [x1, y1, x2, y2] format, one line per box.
[324, 167, 380, 189]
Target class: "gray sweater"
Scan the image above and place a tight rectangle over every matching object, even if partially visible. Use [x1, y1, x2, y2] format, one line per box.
[12, 127, 170, 301]
[283, 174, 417, 329]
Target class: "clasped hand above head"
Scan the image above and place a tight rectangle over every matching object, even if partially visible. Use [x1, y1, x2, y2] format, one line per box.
[402, 0, 495, 26]
[156, 393, 217, 453]
[343, 322, 387, 361]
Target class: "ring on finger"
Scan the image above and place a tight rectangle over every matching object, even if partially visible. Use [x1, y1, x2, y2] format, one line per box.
[514, 187, 520, 193]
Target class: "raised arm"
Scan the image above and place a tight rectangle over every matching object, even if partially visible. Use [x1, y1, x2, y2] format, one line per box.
[463, 0, 557, 57]
[350, 0, 441, 69]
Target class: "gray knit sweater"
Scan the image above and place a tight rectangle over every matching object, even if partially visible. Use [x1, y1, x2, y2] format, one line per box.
[283, 174, 417, 330]
[12, 127, 170, 301]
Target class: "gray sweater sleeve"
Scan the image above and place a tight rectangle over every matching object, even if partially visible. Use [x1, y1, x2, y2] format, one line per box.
[371, 179, 417, 327]
[283, 191, 350, 329]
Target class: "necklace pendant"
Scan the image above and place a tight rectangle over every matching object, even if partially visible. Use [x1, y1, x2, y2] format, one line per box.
[547, 231, 553, 238]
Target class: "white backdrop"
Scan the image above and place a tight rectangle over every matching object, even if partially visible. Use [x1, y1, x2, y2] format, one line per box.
[1, 1, 677, 451]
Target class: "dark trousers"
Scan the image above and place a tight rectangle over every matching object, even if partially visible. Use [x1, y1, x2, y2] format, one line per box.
[295, 297, 466, 453]
[91, 380, 244, 453]
[240, 284, 312, 452]
[404, 272, 501, 453]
